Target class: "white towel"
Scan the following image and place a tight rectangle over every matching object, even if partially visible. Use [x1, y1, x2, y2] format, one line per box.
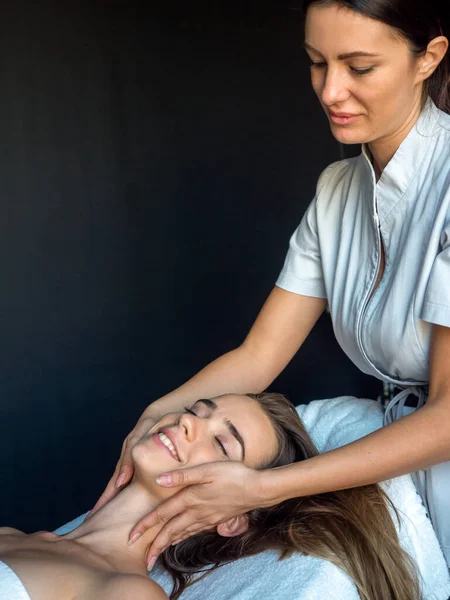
[56, 397, 450, 599]
[0, 560, 31, 600]
[297, 397, 450, 600]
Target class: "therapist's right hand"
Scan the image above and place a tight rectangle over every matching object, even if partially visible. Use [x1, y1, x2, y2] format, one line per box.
[87, 412, 156, 517]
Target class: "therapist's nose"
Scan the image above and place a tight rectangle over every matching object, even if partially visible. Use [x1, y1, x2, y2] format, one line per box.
[319, 65, 351, 107]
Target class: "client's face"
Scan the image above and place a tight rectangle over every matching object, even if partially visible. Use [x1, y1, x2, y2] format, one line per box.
[131, 394, 279, 499]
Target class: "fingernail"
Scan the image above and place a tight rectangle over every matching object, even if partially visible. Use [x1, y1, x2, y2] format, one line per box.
[156, 474, 173, 486]
[147, 556, 157, 572]
[172, 539, 182, 546]
[115, 473, 126, 488]
[128, 532, 141, 546]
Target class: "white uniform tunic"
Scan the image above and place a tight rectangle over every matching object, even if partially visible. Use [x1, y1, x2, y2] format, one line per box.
[276, 98, 450, 563]
[277, 99, 450, 386]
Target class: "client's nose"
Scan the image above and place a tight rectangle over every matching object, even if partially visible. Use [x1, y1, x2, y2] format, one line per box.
[179, 411, 203, 443]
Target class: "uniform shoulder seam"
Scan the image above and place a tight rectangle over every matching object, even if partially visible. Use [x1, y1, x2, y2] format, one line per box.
[316, 158, 356, 195]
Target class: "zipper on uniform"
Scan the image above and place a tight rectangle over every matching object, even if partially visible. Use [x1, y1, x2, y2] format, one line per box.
[355, 207, 382, 365]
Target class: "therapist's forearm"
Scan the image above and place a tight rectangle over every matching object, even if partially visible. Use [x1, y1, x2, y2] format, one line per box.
[144, 345, 272, 421]
[265, 401, 450, 504]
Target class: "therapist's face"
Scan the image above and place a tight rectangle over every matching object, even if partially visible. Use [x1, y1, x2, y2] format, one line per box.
[131, 394, 279, 499]
[304, 3, 425, 146]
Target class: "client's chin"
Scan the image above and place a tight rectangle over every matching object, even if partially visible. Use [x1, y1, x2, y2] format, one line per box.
[131, 438, 179, 501]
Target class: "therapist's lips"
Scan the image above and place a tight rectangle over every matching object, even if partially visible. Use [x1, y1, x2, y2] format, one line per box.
[329, 111, 361, 125]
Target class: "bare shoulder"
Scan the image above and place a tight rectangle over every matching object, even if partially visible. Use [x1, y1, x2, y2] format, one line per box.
[90, 572, 168, 600]
[0, 527, 26, 536]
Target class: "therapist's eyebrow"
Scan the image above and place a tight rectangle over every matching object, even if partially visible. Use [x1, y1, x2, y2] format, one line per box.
[303, 42, 381, 60]
[196, 399, 246, 460]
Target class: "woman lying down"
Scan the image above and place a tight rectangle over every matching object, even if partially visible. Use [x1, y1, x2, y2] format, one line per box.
[0, 393, 426, 600]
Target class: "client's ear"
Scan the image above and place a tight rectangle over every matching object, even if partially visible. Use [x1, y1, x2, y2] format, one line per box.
[216, 515, 249, 538]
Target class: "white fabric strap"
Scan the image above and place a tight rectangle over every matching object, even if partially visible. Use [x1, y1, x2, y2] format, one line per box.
[383, 385, 450, 568]
[383, 385, 427, 426]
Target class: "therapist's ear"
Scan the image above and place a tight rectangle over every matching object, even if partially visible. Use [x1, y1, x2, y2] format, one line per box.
[216, 515, 249, 538]
[415, 36, 449, 83]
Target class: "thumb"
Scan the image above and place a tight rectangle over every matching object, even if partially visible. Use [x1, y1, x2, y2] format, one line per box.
[156, 464, 213, 488]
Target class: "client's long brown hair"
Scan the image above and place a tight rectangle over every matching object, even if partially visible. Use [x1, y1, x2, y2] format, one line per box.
[161, 393, 419, 600]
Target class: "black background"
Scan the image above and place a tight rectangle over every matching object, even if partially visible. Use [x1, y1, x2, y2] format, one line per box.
[0, 1, 379, 532]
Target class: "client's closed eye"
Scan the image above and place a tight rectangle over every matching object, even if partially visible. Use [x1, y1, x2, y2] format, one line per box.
[184, 406, 230, 459]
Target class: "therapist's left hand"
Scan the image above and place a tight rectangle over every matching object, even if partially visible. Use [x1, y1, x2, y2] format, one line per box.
[128, 460, 271, 570]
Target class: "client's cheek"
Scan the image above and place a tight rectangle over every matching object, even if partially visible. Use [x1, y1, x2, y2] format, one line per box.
[188, 447, 221, 468]
[147, 416, 173, 435]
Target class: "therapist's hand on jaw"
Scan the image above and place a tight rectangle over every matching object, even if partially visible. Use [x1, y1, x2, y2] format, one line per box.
[88, 411, 157, 517]
[128, 460, 272, 570]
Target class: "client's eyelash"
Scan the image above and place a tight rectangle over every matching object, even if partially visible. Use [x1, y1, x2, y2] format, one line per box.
[216, 438, 228, 458]
[183, 406, 229, 458]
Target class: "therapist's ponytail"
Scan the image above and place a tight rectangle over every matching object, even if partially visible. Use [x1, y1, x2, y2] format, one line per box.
[302, 0, 450, 114]
[162, 393, 419, 600]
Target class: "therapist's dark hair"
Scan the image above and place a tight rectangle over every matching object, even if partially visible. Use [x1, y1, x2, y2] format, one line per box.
[302, 0, 450, 114]
[161, 392, 419, 600]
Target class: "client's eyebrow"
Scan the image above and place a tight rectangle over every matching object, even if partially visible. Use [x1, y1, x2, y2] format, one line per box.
[196, 399, 246, 460]
[197, 398, 217, 411]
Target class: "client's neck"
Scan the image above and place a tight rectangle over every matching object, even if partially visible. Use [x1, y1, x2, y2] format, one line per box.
[62, 481, 163, 574]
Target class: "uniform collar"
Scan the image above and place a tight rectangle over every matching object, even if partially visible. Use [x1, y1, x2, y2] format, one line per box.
[360, 98, 441, 220]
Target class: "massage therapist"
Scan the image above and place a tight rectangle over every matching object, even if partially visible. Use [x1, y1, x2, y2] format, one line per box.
[92, 0, 450, 571]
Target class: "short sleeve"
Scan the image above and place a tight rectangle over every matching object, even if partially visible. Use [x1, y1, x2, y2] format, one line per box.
[421, 224, 450, 328]
[275, 167, 334, 299]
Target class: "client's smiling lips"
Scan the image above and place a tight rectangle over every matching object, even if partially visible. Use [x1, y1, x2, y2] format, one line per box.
[154, 427, 182, 462]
